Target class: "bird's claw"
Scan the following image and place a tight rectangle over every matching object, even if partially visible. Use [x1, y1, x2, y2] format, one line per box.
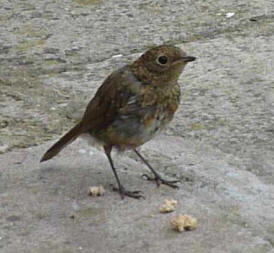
[142, 173, 180, 189]
[112, 185, 145, 199]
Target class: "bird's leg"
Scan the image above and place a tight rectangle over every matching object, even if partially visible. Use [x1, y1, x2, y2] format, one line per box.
[104, 145, 144, 199]
[134, 149, 180, 189]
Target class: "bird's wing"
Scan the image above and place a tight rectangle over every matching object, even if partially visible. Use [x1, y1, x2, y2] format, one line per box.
[81, 66, 145, 133]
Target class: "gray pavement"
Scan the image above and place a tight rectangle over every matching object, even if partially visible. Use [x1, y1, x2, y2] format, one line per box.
[1, 0, 274, 252]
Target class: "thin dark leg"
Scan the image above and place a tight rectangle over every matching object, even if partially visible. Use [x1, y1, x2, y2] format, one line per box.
[134, 149, 180, 189]
[104, 145, 144, 199]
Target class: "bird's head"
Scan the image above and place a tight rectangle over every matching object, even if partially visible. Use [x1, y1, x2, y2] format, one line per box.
[131, 45, 196, 86]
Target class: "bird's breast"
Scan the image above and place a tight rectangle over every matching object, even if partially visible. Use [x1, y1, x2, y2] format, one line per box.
[93, 83, 181, 150]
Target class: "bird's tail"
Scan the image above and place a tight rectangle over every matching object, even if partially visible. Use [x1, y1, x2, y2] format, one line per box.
[40, 122, 83, 162]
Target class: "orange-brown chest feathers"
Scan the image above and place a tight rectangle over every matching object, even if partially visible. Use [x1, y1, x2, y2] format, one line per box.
[91, 68, 181, 149]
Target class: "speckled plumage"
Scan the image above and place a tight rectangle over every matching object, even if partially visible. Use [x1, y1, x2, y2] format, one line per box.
[41, 45, 196, 198]
[91, 65, 181, 149]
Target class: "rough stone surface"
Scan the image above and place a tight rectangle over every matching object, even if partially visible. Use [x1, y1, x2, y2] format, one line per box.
[0, 0, 274, 252]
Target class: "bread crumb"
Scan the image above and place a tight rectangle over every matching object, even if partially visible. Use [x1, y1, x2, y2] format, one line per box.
[159, 199, 178, 213]
[88, 185, 105, 197]
[170, 214, 197, 232]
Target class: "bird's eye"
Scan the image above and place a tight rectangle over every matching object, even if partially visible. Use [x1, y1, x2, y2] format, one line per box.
[157, 55, 168, 65]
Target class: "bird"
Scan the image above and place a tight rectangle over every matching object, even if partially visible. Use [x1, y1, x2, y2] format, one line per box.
[40, 45, 196, 199]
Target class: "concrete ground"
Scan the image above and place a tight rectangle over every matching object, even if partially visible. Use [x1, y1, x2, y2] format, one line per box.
[1, 0, 274, 252]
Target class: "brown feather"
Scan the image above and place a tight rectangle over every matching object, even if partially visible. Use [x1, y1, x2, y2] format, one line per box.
[81, 67, 133, 133]
[40, 122, 83, 162]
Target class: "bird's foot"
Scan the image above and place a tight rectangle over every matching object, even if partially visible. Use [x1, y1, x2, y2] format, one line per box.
[142, 173, 180, 189]
[112, 185, 144, 199]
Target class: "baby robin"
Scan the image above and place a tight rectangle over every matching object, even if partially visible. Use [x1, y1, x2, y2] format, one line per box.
[41, 45, 196, 199]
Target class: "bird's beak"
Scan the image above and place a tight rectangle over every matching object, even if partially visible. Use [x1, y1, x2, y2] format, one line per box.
[181, 56, 196, 62]
[173, 55, 196, 66]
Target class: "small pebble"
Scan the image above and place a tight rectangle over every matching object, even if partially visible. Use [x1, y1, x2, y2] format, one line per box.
[0, 144, 8, 154]
[112, 54, 123, 58]
[226, 12, 235, 18]
[79, 149, 86, 154]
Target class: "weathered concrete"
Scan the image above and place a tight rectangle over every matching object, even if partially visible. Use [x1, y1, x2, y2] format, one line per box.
[1, 0, 274, 252]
